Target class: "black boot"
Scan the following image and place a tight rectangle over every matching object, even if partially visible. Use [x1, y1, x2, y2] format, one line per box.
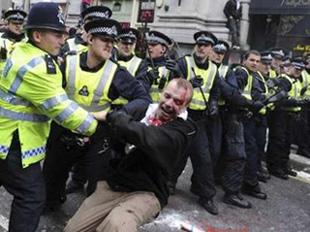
[242, 184, 267, 200]
[198, 197, 218, 215]
[223, 193, 252, 208]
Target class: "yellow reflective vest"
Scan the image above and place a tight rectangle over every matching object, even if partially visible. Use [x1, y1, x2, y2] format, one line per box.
[149, 65, 170, 103]
[0, 37, 14, 76]
[66, 37, 88, 53]
[280, 74, 302, 112]
[65, 53, 118, 112]
[184, 56, 217, 110]
[301, 70, 310, 97]
[0, 42, 97, 168]
[113, 55, 142, 106]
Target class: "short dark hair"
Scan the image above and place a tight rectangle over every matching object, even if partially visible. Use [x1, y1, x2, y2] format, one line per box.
[242, 50, 261, 61]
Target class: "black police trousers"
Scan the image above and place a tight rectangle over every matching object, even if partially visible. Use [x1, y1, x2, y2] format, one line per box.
[296, 107, 310, 153]
[169, 110, 216, 199]
[266, 109, 297, 172]
[43, 123, 110, 206]
[242, 115, 266, 189]
[221, 113, 246, 194]
[0, 131, 45, 232]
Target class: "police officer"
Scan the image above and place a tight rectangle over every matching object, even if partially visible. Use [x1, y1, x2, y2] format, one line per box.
[169, 31, 220, 215]
[112, 27, 143, 107]
[116, 27, 142, 76]
[222, 50, 266, 208]
[266, 58, 307, 179]
[0, 3, 103, 231]
[270, 47, 285, 77]
[136, 30, 174, 102]
[43, 18, 151, 210]
[210, 40, 230, 78]
[61, 6, 112, 55]
[0, 9, 27, 75]
[240, 51, 268, 199]
[208, 40, 229, 181]
[296, 55, 310, 157]
[0, 9, 26, 41]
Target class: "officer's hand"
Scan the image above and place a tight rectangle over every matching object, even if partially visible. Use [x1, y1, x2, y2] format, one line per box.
[146, 68, 159, 85]
[166, 59, 181, 77]
[250, 100, 265, 112]
[92, 111, 108, 121]
[190, 76, 203, 88]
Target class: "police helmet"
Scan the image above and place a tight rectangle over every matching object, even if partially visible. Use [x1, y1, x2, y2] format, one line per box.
[4, 9, 27, 23]
[25, 2, 66, 33]
[84, 19, 121, 41]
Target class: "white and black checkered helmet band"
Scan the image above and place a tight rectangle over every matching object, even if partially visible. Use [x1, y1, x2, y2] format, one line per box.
[7, 13, 25, 21]
[119, 33, 136, 40]
[88, 26, 118, 37]
[196, 34, 215, 45]
[147, 35, 168, 47]
[84, 11, 110, 20]
[213, 44, 227, 52]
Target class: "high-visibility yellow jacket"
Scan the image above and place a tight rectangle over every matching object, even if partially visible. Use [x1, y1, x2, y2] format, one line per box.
[113, 55, 142, 105]
[184, 56, 217, 110]
[65, 53, 118, 112]
[0, 42, 97, 168]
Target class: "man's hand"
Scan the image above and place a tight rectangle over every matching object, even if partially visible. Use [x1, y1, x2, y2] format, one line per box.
[190, 76, 204, 88]
[92, 111, 108, 121]
[166, 59, 181, 77]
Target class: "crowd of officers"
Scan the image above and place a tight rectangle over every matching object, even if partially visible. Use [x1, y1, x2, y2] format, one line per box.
[0, 2, 310, 231]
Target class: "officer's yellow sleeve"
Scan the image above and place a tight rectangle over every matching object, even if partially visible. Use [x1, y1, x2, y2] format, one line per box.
[17, 65, 97, 136]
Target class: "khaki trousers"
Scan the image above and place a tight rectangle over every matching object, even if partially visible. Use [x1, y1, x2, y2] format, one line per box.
[64, 181, 161, 232]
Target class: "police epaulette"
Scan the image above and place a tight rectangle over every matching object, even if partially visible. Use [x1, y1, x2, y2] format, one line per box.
[65, 50, 77, 56]
[44, 55, 57, 74]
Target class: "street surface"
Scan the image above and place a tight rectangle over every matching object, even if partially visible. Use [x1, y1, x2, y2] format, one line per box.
[0, 152, 309, 232]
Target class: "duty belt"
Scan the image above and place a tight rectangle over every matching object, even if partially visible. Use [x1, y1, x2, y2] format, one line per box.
[60, 134, 90, 148]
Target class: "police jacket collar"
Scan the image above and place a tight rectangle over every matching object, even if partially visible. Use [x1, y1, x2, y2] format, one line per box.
[75, 34, 88, 46]
[193, 53, 209, 69]
[2, 29, 25, 42]
[118, 53, 134, 62]
[80, 51, 105, 72]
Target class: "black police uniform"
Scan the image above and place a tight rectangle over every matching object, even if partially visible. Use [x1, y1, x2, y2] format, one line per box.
[169, 31, 220, 214]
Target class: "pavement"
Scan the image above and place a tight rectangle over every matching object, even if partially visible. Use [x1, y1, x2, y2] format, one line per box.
[0, 151, 309, 232]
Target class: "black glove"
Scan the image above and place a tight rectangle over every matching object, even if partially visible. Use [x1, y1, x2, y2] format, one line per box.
[190, 75, 203, 88]
[166, 59, 181, 77]
[0, 47, 7, 60]
[266, 90, 287, 104]
[296, 98, 310, 106]
[249, 100, 265, 112]
[146, 68, 159, 85]
[208, 100, 219, 117]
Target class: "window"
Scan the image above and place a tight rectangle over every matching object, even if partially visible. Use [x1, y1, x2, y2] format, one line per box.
[113, 2, 121, 12]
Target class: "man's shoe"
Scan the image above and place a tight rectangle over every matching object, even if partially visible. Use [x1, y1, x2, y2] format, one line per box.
[242, 189, 267, 200]
[269, 169, 289, 180]
[223, 193, 252, 208]
[198, 197, 218, 215]
[65, 180, 84, 194]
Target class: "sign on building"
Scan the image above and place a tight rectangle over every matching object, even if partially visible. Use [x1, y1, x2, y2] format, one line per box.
[137, 0, 155, 23]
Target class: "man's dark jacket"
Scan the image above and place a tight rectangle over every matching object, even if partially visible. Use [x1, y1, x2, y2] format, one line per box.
[105, 110, 196, 207]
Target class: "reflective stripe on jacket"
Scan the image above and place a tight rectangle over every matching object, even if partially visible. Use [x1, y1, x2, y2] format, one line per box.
[0, 42, 97, 168]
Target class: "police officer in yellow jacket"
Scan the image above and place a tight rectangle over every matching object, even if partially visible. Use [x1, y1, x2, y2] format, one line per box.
[136, 30, 173, 102]
[43, 18, 151, 209]
[0, 2, 104, 232]
[61, 6, 112, 56]
[0, 9, 27, 75]
[112, 27, 143, 107]
[266, 58, 308, 179]
[169, 31, 220, 215]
